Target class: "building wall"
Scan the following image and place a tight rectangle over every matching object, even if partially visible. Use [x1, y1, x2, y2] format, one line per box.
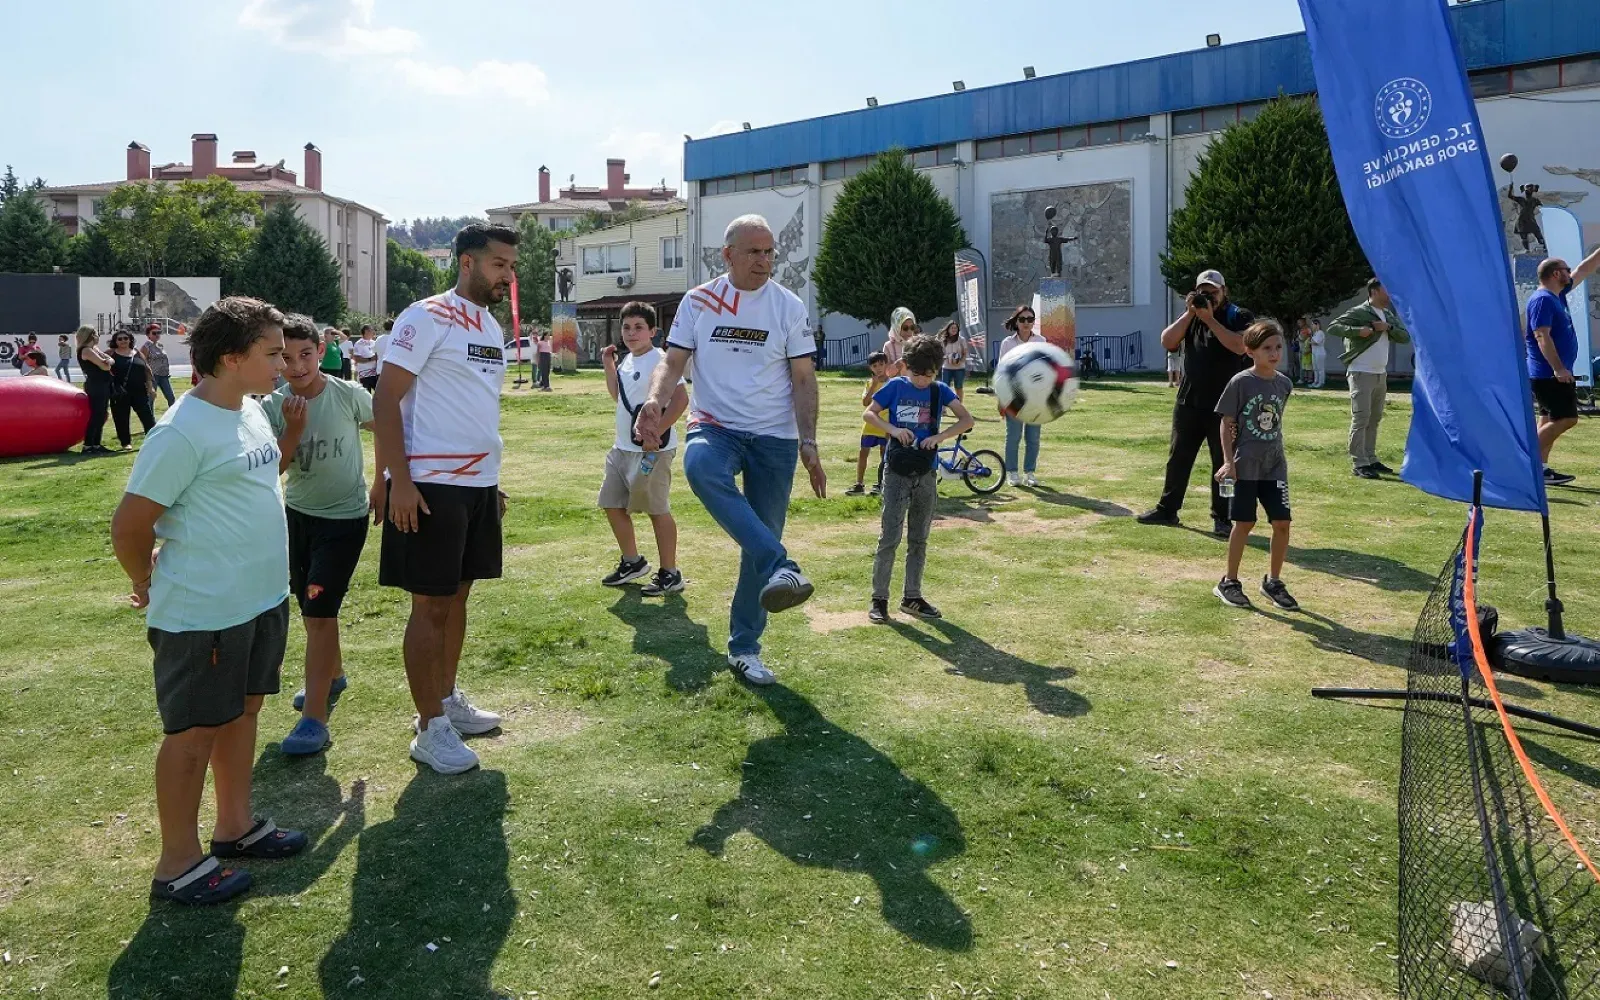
[572, 211, 689, 304]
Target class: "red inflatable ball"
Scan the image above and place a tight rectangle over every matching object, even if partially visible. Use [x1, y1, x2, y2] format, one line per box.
[0, 378, 90, 459]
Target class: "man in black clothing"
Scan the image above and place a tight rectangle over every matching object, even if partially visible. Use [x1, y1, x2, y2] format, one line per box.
[1137, 269, 1255, 537]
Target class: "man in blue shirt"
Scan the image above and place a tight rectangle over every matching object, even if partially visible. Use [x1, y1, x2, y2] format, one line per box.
[1526, 248, 1600, 485]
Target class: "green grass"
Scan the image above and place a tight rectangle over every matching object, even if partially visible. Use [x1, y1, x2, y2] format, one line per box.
[2, 371, 1599, 999]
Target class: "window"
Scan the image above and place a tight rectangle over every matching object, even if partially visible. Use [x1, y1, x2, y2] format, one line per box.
[1201, 105, 1238, 131]
[911, 148, 937, 168]
[1030, 129, 1060, 153]
[1121, 117, 1153, 140]
[753, 171, 773, 188]
[336, 208, 343, 226]
[976, 138, 1003, 161]
[1173, 110, 1204, 135]
[548, 216, 575, 232]
[1060, 127, 1088, 149]
[1237, 102, 1266, 123]
[661, 235, 684, 270]
[90, 199, 105, 216]
[822, 160, 845, 180]
[1087, 124, 1117, 146]
[1470, 69, 1510, 98]
[776, 168, 793, 185]
[1002, 135, 1030, 157]
[1512, 62, 1561, 93]
[791, 165, 808, 183]
[582, 243, 632, 275]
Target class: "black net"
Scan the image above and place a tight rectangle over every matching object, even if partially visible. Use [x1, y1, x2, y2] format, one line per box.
[1399, 518, 1600, 999]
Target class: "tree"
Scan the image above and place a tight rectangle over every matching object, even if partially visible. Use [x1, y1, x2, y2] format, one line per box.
[387, 238, 445, 313]
[388, 215, 487, 249]
[813, 151, 968, 328]
[1160, 97, 1370, 325]
[0, 191, 69, 273]
[96, 176, 262, 282]
[0, 165, 46, 206]
[233, 202, 345, 322]
[511, 213, 558, 328]
[67, 223, 122, 275]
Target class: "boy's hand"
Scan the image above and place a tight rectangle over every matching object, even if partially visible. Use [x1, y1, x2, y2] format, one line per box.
[1215, 462, 1235, 482]
[368, 479, 386, 525]
[283, 394, 308, 435]
[891, 427, 915, 446]
[601, 344, 618, 365]
[918, 435, 941, 450]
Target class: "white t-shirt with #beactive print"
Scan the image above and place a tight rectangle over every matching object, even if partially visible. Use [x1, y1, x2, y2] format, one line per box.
[667, 276, 813, 439]
[385, 289, 506, 486]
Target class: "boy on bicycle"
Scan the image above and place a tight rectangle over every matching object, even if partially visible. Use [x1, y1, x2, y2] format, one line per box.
[863, 336, 973, 623]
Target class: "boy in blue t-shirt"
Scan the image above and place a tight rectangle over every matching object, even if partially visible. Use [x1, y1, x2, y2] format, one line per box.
[863, 335, 974, 623]
[111, 297, 308, 906]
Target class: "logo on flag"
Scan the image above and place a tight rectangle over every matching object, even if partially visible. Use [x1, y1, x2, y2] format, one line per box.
[1375, 78, 1432, 139]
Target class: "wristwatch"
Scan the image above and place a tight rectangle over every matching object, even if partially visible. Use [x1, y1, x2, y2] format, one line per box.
[799, 438, 819, 450]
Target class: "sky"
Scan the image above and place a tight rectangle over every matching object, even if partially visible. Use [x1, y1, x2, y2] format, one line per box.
[4, 0, 1308, 223]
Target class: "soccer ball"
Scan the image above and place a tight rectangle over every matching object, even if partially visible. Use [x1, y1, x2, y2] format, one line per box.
[993, 342, 1078, 424]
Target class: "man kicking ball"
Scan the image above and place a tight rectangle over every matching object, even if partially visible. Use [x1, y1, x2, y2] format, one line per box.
[373, 223, 516, 774]
[634, 214, 826, 686]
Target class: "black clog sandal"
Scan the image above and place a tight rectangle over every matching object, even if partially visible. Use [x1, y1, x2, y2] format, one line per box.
[210, 818, 308, 860]
[150, 856, 252, 905]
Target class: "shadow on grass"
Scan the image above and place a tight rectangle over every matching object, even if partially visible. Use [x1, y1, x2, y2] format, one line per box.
[319, 768, 512, 999]
[691, 685, 972, 951]
[106, 752, 366, 1000]
[10, 449, 116, 469]
[1521, 737, 1600, 789]
[1256, 607, 1412, 669]
[607, 588, 720, 693]
[931, 494, 1012, 526]
[1227, 535, 1437, 593]
[887, 618, 1090, 719]
[1030, 487, 1133, 517]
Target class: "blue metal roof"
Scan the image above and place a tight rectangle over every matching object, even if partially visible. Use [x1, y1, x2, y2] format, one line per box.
[684, 0, 1600, 181]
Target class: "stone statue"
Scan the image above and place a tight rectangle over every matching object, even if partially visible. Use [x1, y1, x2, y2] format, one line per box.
[1508, 183, 1545, 254]
[1041, 206, 1076, 279]
[557, 267, 574, 303]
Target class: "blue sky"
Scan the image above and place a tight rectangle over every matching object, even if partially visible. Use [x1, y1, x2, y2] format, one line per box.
[4, 0, 1307, 222]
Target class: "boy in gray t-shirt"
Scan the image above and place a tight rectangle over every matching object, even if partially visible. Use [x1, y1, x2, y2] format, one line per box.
[1213, 320, 1298, 612]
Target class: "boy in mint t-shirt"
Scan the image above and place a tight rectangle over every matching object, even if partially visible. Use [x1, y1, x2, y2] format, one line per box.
[111, 296, 307, 906]
[261, 315, 375, 756]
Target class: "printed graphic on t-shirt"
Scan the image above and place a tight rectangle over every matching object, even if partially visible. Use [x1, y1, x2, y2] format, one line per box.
[1241, 393, 1283, 441]
[292, 434, 348, 473]
[467, 343, 504, 364]
[894, 400, 932, 430]
[392, 324, 419, 352]
[709, 326, 770, 349]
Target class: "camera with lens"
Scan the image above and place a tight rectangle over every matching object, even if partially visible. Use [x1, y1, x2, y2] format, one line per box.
[1186, 289, 1215, 312]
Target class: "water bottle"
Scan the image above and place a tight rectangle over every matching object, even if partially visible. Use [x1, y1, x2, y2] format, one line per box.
[1220, 476, 1235, 498]
[638, 452, 656, 478]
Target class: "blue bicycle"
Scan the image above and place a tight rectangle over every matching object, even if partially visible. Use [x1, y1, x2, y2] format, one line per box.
[934, 434, 1007, 495]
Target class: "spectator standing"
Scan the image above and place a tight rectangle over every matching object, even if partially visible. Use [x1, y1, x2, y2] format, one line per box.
[938, 321, 970, 398]
[352, 327, 379, 392]
[882, 308, 916, 377]
[22, 350, 50, 376]
[338, 331, 355, 380]
[537, 331, 554, 391]
[319, 330, 343, 379]
[55, 334, 73, 381]
[1309, 320, 1327, 389]
[1327, 278, 1410, 480]
[1522, 248, 1600, 485]
[141, 325, 176, 408]
[997, 305, 1048, 488]
[108, 329, 158, 449]
[78, 327, 115, 455]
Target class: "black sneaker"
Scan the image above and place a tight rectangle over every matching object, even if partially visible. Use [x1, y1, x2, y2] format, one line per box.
[868, 483, 883, 496]
[868, 598, 889, 624]
[1260, 576, 1300, 611]
[1135, 508, 1180, 526]
[1545, 467, 1577, 486]
[1353, 466, 1380, 480]
[602, 556, 650, 587]
[641, 568, 684, 596]
[844, 483, 866, 496]
[1212, 518, 1232, 538]
[900, 597, 942, 619]
[1369, 462, 1397, 475]
[1213, 577, 1251, 609]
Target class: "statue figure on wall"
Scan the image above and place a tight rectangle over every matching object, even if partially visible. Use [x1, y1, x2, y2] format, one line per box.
[1508, 183, 1546, 254]
[1042, 205, 1076, 278]
[557, 267, 575, 303]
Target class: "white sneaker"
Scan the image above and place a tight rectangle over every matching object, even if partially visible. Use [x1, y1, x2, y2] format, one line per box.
[728, 653, 777, 686]
[410, 716, 480, 775]
[1024, 473, 1040, 487]
[443, 687, 502, 735]
[759, 567, 814, 613]
[1007, 474, 1021, 486]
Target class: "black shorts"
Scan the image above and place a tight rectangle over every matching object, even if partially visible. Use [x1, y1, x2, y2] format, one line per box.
[378, 482, 502, 596]
[1531, 377, 1579, 421]
[148, 600, 288, 735]
[359, 374, 379, 392]
[288, 507, 370, 618]
[1229, 479, 1292, 523]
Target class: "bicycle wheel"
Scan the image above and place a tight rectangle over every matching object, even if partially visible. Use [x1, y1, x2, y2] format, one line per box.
[960, 449, 1007, 495]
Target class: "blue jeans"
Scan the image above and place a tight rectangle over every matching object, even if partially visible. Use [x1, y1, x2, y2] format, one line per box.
[1004, 416, 1040, 475]
[683, 425, 799, 656]
[152, 374, 175, 406]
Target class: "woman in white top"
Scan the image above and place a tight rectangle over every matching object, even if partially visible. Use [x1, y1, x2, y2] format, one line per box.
[883, 307, 917, 377]
[938, 321, 970, 398]
[1310, 319, 1327, 388]
[996, 305, 1044, 487]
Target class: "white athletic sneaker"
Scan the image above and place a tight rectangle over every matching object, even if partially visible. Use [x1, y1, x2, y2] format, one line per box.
[728, 653, 777, 686]
[1024, 473, 1040, 487]
[443, 687, 502, 735]
[759, 567, 814, 613]
[410, 716, 480, 775]
[1007, 474, 1021, 486]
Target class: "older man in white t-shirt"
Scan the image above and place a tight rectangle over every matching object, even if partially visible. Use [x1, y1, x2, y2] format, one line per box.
[634, 214, 826, 686]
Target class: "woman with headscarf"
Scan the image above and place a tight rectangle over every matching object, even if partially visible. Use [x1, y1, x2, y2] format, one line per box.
[882, 307, 917, 377]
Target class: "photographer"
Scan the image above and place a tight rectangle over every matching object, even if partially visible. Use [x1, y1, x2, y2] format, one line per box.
[1137, 270, 1254, 536]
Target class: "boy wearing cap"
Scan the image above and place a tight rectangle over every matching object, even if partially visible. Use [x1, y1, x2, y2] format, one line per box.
[1138, 269, 1255, 537]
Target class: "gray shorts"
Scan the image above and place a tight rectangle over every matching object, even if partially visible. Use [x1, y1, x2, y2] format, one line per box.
[598, 447, 675, 516]
[148, 600, 289, 735]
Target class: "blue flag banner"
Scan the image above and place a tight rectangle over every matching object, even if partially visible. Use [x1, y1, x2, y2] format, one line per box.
[1297, 0, 1546, 512]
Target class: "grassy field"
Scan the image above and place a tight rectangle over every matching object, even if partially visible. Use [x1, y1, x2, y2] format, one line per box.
[2, 370, 1598, 1000]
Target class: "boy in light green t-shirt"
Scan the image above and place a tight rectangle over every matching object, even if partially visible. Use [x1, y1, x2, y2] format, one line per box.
[261, 315, 375, 757]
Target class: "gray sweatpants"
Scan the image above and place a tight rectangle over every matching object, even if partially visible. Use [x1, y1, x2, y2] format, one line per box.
[872, 469, 937, 601]
[1348, 370, 1388, 468]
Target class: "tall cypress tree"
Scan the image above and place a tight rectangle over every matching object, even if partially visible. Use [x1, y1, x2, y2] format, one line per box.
[234, 201, 345, 322]
[1161, 97, 1370, 324]
[814, 151, 968, 328]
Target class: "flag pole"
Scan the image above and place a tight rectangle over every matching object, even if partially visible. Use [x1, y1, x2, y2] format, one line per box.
[1540, 511, 1566, 640]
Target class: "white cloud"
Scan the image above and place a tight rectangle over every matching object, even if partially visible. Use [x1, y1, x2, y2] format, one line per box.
[599, 129, 684, 191]
[238, 0, 419, 56]
[701, 120, 743, 138]
[240, 1, 547, 108]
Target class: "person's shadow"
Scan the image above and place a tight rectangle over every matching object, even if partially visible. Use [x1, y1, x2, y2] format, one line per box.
[1242, 538, 1435, 593]
[606, 589, 720, 693]
[1255, 607, 1412, 669]
[319, 768, 512, 999]
[1030, 487, 1133, 517]
[690, 685, 972, 951]
[888, 619, 1091, 718]
[106, 752, 366, 999]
